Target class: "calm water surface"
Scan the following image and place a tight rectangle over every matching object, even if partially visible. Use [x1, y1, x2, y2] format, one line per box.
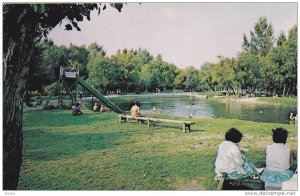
[108, 94, 296, 124]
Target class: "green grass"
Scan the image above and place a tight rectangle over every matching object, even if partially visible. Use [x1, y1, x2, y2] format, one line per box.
[257, 97, 297, 107]
[18, 109, 297, 190]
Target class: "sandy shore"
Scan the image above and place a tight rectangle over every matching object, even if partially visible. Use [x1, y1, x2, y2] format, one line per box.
[235, 97, 258, 103]
[234, 97, 271, 104]
[215, 96, 271, 105]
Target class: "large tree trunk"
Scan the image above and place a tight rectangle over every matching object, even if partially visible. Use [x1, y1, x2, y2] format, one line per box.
[3, 5, 38, 190]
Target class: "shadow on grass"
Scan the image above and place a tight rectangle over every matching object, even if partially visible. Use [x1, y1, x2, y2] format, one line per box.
[116, 151, 217, 189]
[23, 109, 114, 127]
[149, 124, 207, 133]
[23, 129, 132, 161]
[190, 129, 207, 133]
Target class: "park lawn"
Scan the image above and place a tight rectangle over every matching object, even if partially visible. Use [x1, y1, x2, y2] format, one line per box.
[257, 97, 297, 107]
[18, 109, 297, 190]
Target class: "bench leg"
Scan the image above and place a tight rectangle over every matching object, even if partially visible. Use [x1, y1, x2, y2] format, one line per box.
[147, 120, 156, 128]
[217, 177, 225, 190]
[182, 123, 186, 133]
[183, 123, 191, 133]
[119, 116, 126, 123]
[186, 124, 191, 133]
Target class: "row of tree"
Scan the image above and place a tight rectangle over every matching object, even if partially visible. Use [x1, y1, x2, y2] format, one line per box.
[28, 17, 297, 97]
[26, 40, 180, 94]
[200, 17, 297, 97]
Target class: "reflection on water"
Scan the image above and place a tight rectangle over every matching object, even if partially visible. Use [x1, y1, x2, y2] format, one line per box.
[108, 95, 296, 124]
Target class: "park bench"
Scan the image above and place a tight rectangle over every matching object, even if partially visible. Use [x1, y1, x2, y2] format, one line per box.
[118, 115, 195, 133]
[216, 176, 264, 190]
[216, 153, 297, 190]
[118, 115, 157, 127]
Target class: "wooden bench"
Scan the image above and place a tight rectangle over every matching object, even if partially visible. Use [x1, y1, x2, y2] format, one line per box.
[151, 118, 195, 133]
[118, 115, 195, 133]
[217, 176, 264, 190]
[118, 115, 156, 126]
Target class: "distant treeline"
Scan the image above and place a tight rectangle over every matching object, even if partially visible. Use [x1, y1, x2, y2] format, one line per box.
[27, 17, 297, 97]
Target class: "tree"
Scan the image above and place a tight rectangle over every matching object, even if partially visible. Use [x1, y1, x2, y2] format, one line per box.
[242, 16, 274, 57]
[185, 72, 198, 92]
[149, 55, 178, 91]
[181, 66, 200, 92]
[276, 31, 286, 46]
[236, 52, 261, 94]
[174, 69, 188, 90]
[135, 48, 153, 66]
[68, 44, 89, 79]
[140, 64, 152, 92]
[199, 62, 219, 92]
[87, 42, 106, 59]
[40, 43, 70, 86]
[87, 55, 118, 93]
[217, 58, 238, 95]
[259, 54, 280, 95]
[111, 50, 141, 92]
[283, 25, 297, 96]
[264, 25, 297, 97]
[3, 3, 123, 190]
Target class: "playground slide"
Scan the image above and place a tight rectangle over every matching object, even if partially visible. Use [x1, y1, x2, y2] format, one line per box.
[77, 77, 125, 114]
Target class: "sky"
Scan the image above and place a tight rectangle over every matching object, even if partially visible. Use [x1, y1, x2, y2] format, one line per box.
[48, 2, 297, 68]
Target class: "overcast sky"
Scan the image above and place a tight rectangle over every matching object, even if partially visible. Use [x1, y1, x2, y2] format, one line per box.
[48, 2, 297, 68]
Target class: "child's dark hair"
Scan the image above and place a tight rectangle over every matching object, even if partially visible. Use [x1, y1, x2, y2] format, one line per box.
[225, 128, 243, 143]
[133, 101, 140, 107]
[272, 128, 288, 144]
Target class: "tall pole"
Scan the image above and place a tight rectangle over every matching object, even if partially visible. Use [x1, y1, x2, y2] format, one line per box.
[74, 78, 78, 105]
[58, 76, 61, 107]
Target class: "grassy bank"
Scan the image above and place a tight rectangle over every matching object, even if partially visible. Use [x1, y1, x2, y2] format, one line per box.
[257, 97, 297, 107]
[18, 109, 297, 190]
[207, 95, 297, 107]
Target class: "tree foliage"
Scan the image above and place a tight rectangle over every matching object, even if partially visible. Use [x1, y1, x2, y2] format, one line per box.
[236, 52, 261, 93]
[3, 3, 124, 190]
[242, 16, 274, 57]
[263, 25, 297, 96]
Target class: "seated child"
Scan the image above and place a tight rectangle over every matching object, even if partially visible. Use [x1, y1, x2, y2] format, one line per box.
[260, 128, 294, 190]
[93, 103, 99, 112]
[71, 103, 83, 116]
[100, 104, 110, 112]
[130, 101, 141, 118]
[290, 113, 296, 124]
[215, 128, 263, 180]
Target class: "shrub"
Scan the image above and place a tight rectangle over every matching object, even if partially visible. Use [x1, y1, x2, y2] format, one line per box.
[44, 82, 59, 96]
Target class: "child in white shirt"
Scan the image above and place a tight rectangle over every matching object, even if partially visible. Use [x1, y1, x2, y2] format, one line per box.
[215, 128, 263, 180]
[260, 128, 294, 189]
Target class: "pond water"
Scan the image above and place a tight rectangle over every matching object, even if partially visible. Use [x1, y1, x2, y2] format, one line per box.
[106, 94, 296, 124]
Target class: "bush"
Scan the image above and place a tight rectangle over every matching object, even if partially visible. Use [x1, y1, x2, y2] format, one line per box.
[44, 82, 59, 96]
